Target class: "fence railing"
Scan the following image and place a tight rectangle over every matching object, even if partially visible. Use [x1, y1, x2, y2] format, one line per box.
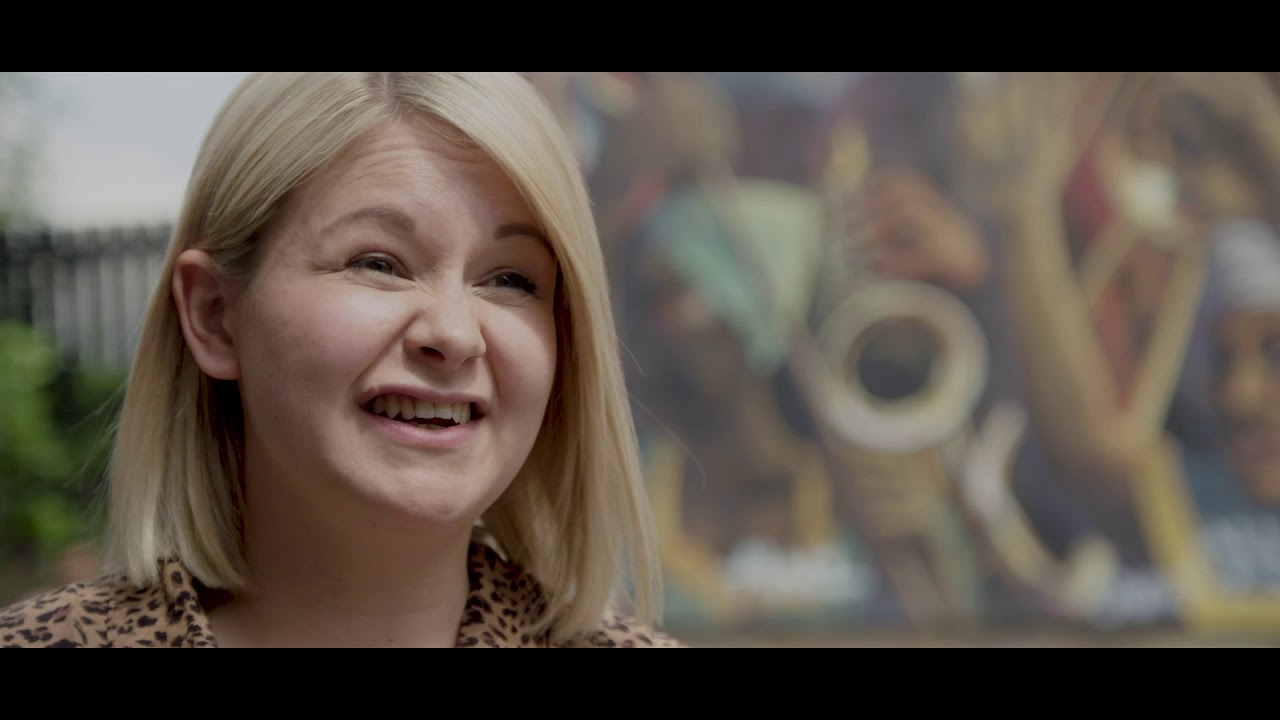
[0, 224, 173, 372]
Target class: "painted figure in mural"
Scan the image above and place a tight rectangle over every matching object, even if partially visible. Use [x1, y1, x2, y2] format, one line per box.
[606, 72, 1037, 629]
[557, 72, 880, 626]
[638, 73, 865, 625]
[1175, 223, 1280, 606]
[539, 71, 1280, 636]
[1134, 76, 1280, 627]
[801, 72, 1128, 628]
[804, 71, 1280, 631]
[571, 72, 1106, 630]
[952, 71, 1280, 629]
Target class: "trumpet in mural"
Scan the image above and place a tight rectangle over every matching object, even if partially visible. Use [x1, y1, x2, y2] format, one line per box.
[794, 116, 994, 626]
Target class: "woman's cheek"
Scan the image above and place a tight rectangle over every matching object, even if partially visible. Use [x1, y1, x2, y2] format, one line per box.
[487, 306, 557, 397]
[263, 285, 404, 377]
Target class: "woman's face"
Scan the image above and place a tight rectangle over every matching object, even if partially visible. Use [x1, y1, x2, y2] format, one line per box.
[225, 115, 559, 534]
[1212, 308, 1280, 507]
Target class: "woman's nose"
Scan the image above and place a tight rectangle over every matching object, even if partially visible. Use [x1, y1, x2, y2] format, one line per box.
[404, 285, 486, 368]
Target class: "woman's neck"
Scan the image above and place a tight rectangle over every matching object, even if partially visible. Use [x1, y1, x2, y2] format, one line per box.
[204, 481, 476, 648]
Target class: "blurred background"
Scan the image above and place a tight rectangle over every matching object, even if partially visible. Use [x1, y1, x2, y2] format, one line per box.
[4, 72, 1280, 646]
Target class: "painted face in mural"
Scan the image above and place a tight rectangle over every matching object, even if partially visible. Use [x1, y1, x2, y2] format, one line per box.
[1212, 308, 1280, 507]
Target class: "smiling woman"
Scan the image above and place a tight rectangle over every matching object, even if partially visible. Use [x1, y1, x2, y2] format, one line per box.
[0, 72, 679, 648]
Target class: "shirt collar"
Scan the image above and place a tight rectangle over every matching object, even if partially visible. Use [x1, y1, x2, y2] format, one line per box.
[148, 541, 548, 648]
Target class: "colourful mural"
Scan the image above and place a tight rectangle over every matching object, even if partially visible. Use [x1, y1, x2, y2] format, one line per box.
[525, 72, 1280, 635]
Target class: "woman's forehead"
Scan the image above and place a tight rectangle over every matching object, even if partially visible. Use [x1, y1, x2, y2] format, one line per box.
[280, 119, 540, 233]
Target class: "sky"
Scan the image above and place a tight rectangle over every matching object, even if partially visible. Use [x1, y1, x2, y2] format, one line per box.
[11, 72, 872, 232]
[22, 72, 250, 230]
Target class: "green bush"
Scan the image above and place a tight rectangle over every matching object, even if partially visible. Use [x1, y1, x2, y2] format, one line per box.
[0, 321, 123, 584]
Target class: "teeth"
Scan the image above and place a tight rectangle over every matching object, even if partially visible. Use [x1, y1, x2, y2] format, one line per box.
[369, 394, 475, 424]
[415, 398, 436, 420]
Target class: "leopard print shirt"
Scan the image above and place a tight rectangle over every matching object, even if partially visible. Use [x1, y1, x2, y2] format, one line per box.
[0, 542, 682, 648]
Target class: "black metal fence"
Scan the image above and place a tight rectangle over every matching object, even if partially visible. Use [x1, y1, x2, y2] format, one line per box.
[0, 224, 173, 372]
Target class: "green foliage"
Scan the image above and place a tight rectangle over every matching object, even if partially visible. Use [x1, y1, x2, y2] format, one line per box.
[0, 321, 123, 565]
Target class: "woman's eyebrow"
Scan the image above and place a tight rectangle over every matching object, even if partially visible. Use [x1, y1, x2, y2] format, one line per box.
[495, 222, 547, 243]
[321, 206, 417, 238]
[316, 211, 551, 255]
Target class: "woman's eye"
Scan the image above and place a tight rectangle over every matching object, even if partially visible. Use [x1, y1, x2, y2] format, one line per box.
[349, 255, 398, 275]
[489, 272, 537, 294]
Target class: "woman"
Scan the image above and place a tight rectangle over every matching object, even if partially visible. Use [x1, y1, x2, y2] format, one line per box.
[0, 72, 678, 647]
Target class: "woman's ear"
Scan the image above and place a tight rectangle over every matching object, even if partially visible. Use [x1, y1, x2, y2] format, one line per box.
[172, 249, 242, 380]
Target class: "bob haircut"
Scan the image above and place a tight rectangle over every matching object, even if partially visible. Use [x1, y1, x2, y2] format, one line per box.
[105, 72, 660, 642]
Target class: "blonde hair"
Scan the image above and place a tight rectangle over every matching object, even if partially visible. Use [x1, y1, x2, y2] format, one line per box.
[105, 72, 660, 643]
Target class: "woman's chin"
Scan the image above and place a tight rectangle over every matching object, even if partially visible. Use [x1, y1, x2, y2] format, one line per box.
[349, 483, 491, 535]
